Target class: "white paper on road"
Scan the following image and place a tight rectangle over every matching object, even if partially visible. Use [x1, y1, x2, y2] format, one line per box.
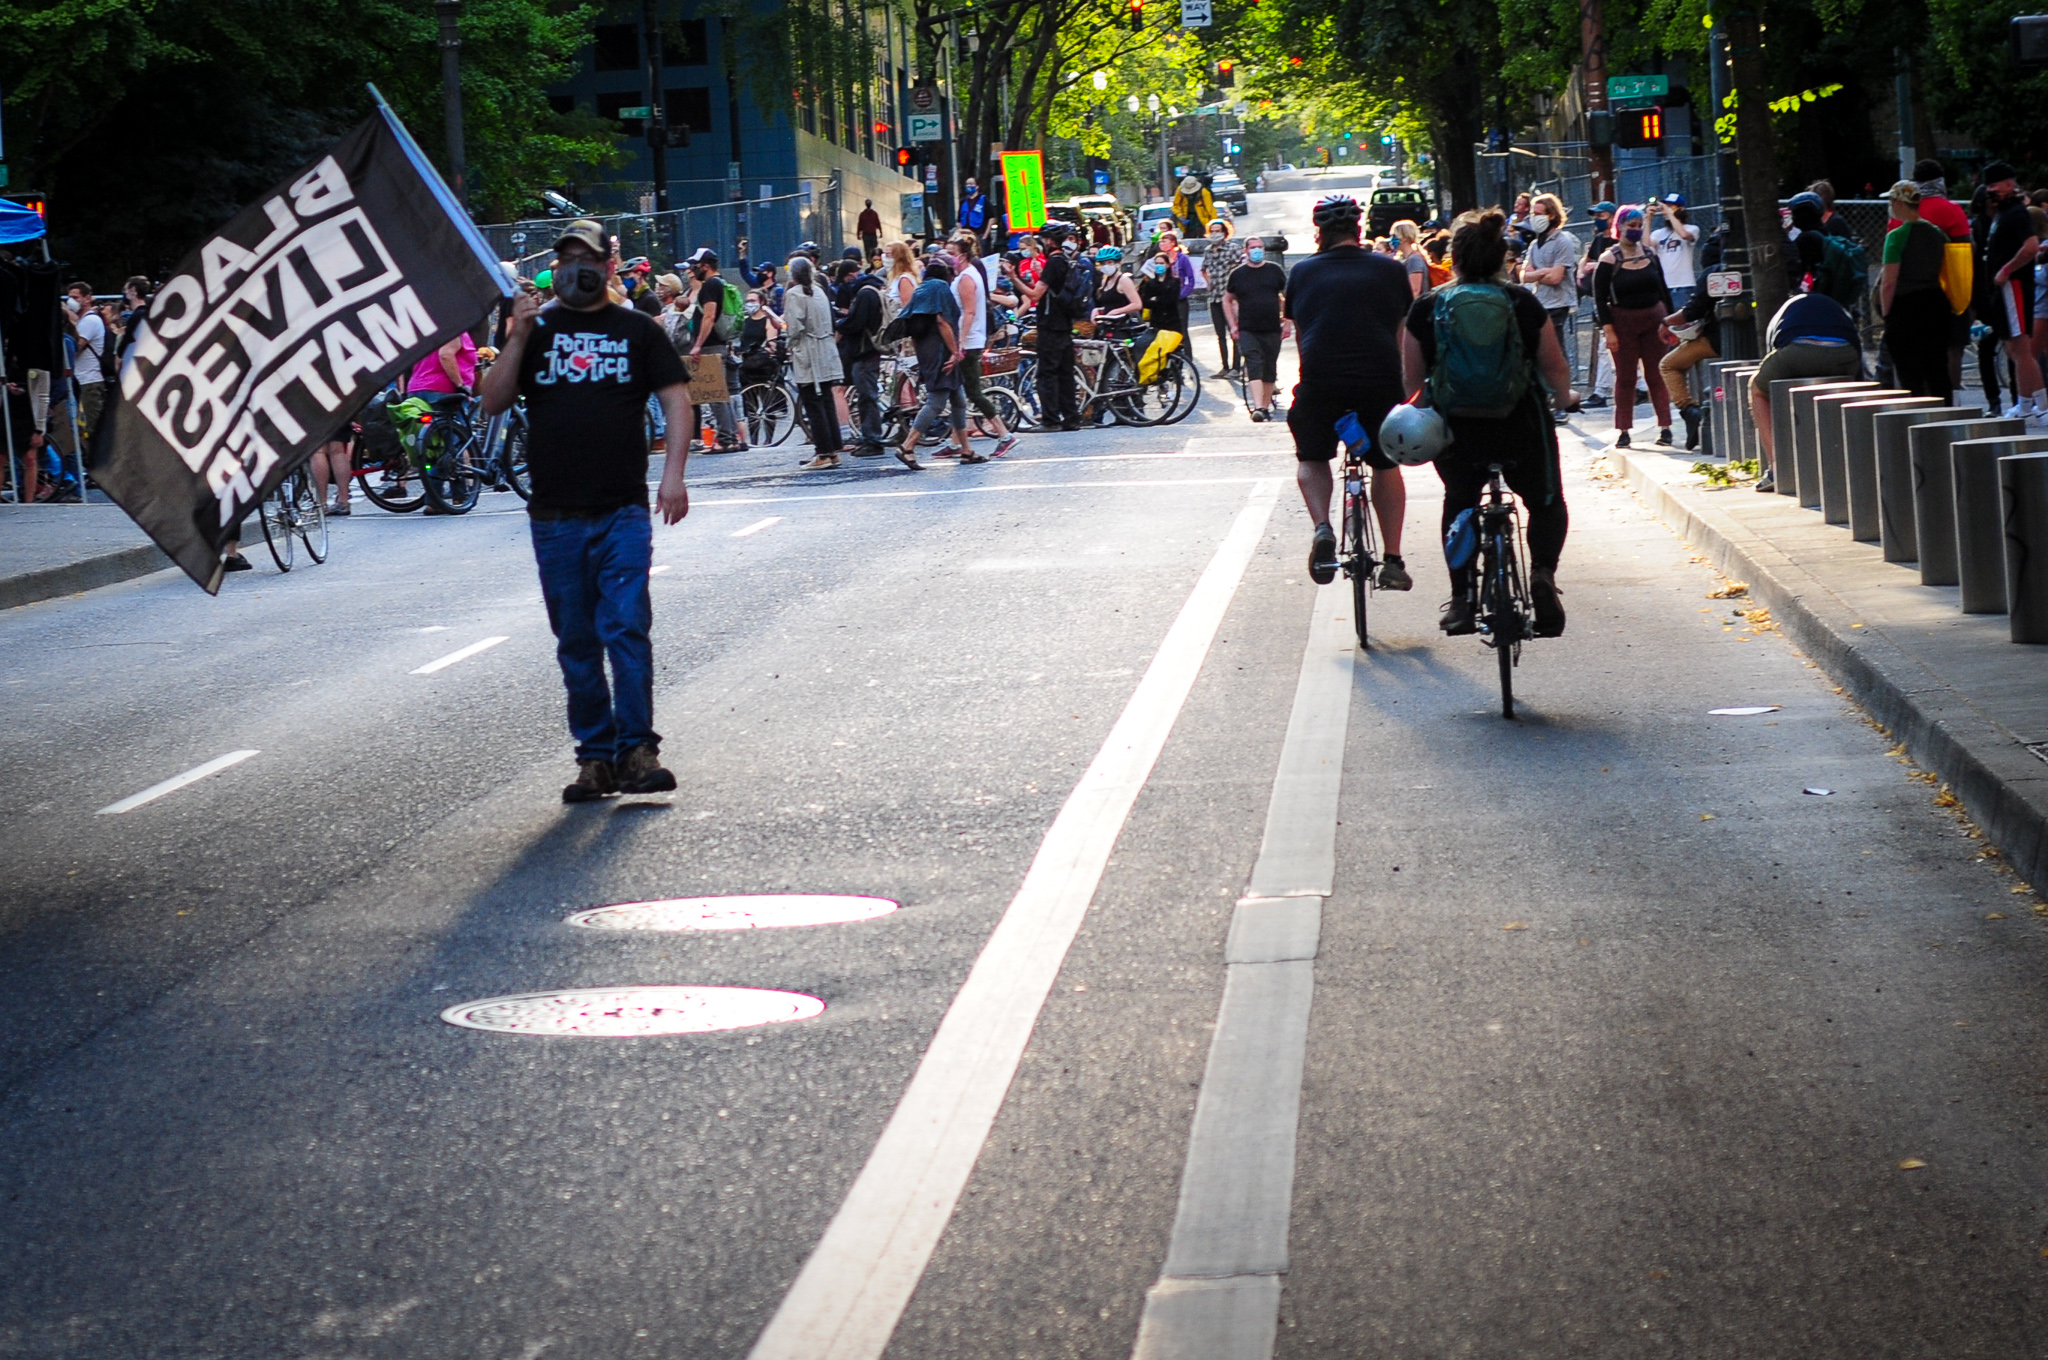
[746, 478, 1283, 1360]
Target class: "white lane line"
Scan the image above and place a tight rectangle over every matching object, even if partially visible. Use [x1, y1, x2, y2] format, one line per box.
[649, 564, 673, 575]
[411, 635, 509, 675]
[682, 450, 1274, 492]
[747, 478, 1284, 1360]
[97, 749, 261, 816]
[731, 516, 783, 537]
[694, 475, 1266, 511]
[1133, 582, 1356, 1360]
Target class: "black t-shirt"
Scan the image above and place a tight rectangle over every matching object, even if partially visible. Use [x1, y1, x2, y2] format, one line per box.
[692, 274, 728, 348]
[1985, 198, 2037, 278]
[516, 303, 688, 515]
[1226, 260, 1287, 333]
[1281, 245, 1411, 391]
[1405, 281, 1549, 369]
[1037, 254, 1074, 334]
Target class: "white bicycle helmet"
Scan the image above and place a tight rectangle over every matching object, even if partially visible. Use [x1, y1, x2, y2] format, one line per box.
[1378, 403, 1453, 465]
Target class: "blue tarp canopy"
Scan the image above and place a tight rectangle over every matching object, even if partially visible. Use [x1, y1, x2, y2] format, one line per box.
[0, 199, 47, 245]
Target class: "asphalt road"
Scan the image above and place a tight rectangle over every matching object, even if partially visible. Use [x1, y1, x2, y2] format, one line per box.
[4, 258, 2046, 1357]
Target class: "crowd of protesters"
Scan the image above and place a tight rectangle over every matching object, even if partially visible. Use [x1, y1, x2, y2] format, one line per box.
[2, 271, 149, 503]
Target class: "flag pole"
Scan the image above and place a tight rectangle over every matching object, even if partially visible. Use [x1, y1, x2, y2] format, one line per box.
[365, 83, 516, 297]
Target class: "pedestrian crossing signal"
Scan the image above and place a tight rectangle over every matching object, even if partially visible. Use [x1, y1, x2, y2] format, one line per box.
[1615, 106, 1664, 149]
[896, 146, 914, 167]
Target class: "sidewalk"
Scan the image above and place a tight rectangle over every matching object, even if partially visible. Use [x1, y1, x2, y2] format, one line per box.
[0, 504, 168, 611]
[1559, 414, 2048, 891]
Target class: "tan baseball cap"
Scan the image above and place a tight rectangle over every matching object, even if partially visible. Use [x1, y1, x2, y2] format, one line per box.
[1885, 180, 1921, 206]
[553, 218, 609, 254]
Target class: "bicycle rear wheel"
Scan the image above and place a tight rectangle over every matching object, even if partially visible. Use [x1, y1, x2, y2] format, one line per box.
[419, 419, 482, 514]
[1484, 529, 1519, 719]
[259, 482, 295, 572]
[1343, 472, 1374, 649]
[295, 472, 327, 563]
[355, 445, 425, 513]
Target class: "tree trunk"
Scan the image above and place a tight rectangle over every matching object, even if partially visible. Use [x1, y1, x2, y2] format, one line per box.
[1727, 6, 1788, 351]
[1424, 58, 1485, 213]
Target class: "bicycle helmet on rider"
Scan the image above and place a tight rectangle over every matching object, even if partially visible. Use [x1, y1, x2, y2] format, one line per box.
[1094, 246, 1123, 263]
[1311, 193, 1363, 230]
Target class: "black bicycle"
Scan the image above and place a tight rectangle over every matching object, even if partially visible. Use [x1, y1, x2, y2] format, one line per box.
[258, 465, 327, 571]
[1448, 462, 1534, 719]
[1335, 414, 1379, 650]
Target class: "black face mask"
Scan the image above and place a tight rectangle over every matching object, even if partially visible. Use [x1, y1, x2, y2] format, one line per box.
[554, 263, 607, 308]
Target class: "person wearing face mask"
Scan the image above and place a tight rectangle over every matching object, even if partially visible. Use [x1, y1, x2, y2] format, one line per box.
[1979, 161, 2046, 422]
[682, 248, 746, 451]
[1147, 231, 1198, 336]
[1223, 236, 1287, 420]
[479, 219, 693, 804]
[958, 178, 989, 237]
[1592, 205, 1674, 448]
[1093, 246, 1143, 321]
[1202, 218, 1246, 378]
[65, 282, 112, 444]
[1137, 249, 1187, 340]
[1518, 195, 1580, 406]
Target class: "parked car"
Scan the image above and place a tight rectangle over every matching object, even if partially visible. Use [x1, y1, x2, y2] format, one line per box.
[1138, 201, 1178, 239]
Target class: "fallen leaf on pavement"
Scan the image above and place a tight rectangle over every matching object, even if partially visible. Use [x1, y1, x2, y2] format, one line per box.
[1700, 813, 1716, 821]
[1503, 921, 1528, 931]
[1987, 913, 2007, 920]
[1706, 582, 1749, 599]
[1897, 1159, 1927, 1170]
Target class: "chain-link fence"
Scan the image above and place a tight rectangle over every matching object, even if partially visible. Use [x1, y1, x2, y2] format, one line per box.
[1527, 152, 1725, 257]
[477, 184, 843, 281]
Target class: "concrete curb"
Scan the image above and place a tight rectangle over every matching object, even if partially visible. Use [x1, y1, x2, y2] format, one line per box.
[1603, 441, 2048, 893]
[0, 544, 171, 612]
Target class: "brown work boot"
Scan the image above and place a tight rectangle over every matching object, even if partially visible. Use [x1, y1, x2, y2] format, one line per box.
[616, 745, 677, 794]
[562, 758, 618, 803]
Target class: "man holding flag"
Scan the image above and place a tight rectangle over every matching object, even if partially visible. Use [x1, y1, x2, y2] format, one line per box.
[481, 219, 694, 803]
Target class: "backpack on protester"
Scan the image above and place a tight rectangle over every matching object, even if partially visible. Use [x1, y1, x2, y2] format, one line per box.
[1426, 282, 1528, 419]
[1813, 233, 1867, 313]
[1058, 260, 1095, 320]
[1939, 238, 1974, 316]
[715, 277, 745, 342]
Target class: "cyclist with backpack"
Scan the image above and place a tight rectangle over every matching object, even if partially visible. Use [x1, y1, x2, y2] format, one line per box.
[1398, 209, 1577, 638]
[1285, 192, 1417, 592]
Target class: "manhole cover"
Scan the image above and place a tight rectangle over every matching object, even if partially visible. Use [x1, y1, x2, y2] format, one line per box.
[441, 986, 823, 1036]
[1709, 705, 1782, 716]
[566, 895, 898, 932]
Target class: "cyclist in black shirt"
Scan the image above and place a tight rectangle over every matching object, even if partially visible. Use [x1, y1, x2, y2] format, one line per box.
[1284, 193, 1415, 591]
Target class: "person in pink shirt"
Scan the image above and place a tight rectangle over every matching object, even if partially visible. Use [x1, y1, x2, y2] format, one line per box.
[408, 331, 478, 396]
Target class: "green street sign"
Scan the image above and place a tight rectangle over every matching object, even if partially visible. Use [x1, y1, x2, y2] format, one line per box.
[619, 105, 653, 119]
[1606, 74, 1669, 102]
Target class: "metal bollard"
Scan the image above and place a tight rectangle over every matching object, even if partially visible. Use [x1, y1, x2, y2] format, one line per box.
[1911, 419, 2023, 587]
[1812, 389, 1904, 526]
[1769, 378, 1860, 499]
[2003, 453, 2048, 643]
[1729, 367, 1761, 469]
[1952, 437, 2048, 612]
[1703, 360, 1742, 462]
[1789, 382, 1877, 509]
[1842, 397, 1942, 542]
[1874, 406, 1972, 562]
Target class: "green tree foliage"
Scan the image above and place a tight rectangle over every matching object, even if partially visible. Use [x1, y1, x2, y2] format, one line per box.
[0, 0, 619, 279]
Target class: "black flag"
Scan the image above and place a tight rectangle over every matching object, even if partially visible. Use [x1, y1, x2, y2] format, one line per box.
[91, 98, 513, 591]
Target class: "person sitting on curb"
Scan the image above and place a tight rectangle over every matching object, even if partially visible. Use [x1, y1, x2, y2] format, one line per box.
[1746, 232, 1861, 493]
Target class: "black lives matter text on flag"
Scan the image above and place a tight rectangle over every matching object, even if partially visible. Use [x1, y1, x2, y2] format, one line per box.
[91, 99, 513, 591]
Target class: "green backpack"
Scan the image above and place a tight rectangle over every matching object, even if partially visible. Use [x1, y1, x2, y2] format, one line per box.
[1427, 282, 1528, 419]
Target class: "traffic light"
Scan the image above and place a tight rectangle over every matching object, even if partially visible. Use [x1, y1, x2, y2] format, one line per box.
[1128, 0, 1143, 31]
[1613, 106, 1663, 149]
[1318, 146, 1331, 166]
[1587, 109, 1614, 148]
[896, 146, 915, 168]
[1215, 60, 1235, 88]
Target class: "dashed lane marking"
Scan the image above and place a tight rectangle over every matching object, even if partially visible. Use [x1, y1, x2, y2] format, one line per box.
[411, 636, 509, 675]
[746, 478, 1283, 1360]
[97, 749, 261, 815]
[731, 516, 784, 537]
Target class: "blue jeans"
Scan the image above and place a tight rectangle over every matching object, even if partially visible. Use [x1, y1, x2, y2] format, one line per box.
[530, 505, 659, 763]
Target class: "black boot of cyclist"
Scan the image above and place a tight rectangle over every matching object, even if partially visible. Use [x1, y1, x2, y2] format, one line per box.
[1438, 596, 1477, 635]
[1531, 567, 1567, 637]
[1308, 522, 1338, 585]
[1377, 553, 1413, 591]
